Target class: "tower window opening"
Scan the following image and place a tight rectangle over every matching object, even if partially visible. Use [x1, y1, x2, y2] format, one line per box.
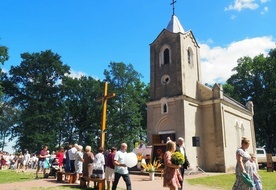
[187, 49, 191, 64]
[163, 103, 168, 113]
[164, 48, 170, 64]
[187, 47, 194, 65]
[159, 45, 171, 66]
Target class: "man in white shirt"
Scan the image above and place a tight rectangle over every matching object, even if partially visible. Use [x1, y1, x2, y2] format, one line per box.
[68, 144, 77, 172]
[23, 150, 31, 172]
[112, 143, 132, 190]
[176, 137, 190, 190]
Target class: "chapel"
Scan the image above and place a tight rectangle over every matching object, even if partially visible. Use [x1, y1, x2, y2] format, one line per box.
[146, 8, 256, 172]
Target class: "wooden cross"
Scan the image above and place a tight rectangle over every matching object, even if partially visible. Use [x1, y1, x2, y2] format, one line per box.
[170, 0, 177, 15]
[95, 82, 115, 149]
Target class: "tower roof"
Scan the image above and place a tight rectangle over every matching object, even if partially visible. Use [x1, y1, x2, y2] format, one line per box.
[166, 15, 184, 33]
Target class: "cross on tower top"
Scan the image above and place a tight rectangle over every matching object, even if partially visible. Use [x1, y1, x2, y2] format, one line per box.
[170, 0, 177, 15]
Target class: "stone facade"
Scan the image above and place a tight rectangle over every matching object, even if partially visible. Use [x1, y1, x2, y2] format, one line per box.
[147, 15, 256, 172]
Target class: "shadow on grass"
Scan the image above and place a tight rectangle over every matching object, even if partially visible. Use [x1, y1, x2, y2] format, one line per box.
[18, 178, 33, 180]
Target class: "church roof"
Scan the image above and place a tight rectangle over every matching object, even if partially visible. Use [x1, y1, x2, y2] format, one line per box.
[223, 95, 247, 110]
[166, 14, 185, 33]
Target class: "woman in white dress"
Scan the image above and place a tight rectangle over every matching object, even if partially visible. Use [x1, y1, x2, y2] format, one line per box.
[74, 145, 84, 183]
[92, 147, 105, 188]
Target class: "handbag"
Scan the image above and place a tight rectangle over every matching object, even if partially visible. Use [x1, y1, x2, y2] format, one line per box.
[183, 158, 190, 169]
[241, 173, 255, 187]
[91, 169, 103, 178]
[91, 173, 99, 178]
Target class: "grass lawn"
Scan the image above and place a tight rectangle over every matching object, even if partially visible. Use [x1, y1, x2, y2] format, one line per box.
[0, 170, 35, 183]
[186, 170, 276, 190]
[0, 170, 125, 190]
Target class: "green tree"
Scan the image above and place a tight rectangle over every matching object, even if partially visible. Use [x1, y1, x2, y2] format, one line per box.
[103, 62, 149, 150]
[0, 44, 9, 65]
[0, 101, 20, 152]
[138, 82, 150, 141]
[225, 48, 276, 153]
[61, 76, 102, 150]
[0, 43, 9, 100]
[2, 50, 70, 152]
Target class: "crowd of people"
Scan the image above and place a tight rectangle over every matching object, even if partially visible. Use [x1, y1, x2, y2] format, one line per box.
[0, 138, 191, 190]
[0, 150, 40, 172]
[0, 136, 262, 190]
[0, 142, 129, 190]
[31, 143, 131, 190]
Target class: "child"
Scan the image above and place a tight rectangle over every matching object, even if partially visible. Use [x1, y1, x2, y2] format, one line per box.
[51, 158, 60, 170]
[250, 153, 262, 190]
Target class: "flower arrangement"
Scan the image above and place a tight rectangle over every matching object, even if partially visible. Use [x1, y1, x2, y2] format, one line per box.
[171, 152, 185, 165]
[141, 160, 162, 173]
[137, 153, 143, 162]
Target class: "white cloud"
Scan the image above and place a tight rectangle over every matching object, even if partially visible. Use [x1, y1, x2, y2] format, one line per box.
[1, 68, 7, 73]
[67, 70, 86, 79]
[200, 36, 275, 84]
[225, 0, 259, 11]
[260, 0, 269, 3]
[230, 15, 237, 19]
[66, 69, 100, 80]
[261, 6, 269, 14]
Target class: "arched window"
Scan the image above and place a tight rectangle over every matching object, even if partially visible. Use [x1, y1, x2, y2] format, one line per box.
[163, 104, 168, 113]
[164, 48, 170, 65]
[160, 98, 168, 114]
[159, 45, 171, 66]
[187, 47, 193, 64]
[187, 49, 191, 64]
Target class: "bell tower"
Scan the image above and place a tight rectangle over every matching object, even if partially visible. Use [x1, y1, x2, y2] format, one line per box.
[149, 14, 202, 101]
[147, 2, 202, 145]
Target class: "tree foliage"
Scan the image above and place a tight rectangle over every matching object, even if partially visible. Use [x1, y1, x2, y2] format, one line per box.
[225, 48, 276, 153]
[0, 44, 9, 65]
[2, 50, 149, 153]
[61, 76, 102, 150]
[0, 101, 20, 151]
[0, 43, 9, 102]
[2, 50, 70, 152]
[104, 62, 149, 150]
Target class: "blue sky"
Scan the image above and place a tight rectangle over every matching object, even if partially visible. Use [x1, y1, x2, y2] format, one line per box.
[1, 0, 275, 152]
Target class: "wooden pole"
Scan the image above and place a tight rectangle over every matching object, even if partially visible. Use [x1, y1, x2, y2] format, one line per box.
[96, 82, 115, 149]
[101, 82, 108, 149]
